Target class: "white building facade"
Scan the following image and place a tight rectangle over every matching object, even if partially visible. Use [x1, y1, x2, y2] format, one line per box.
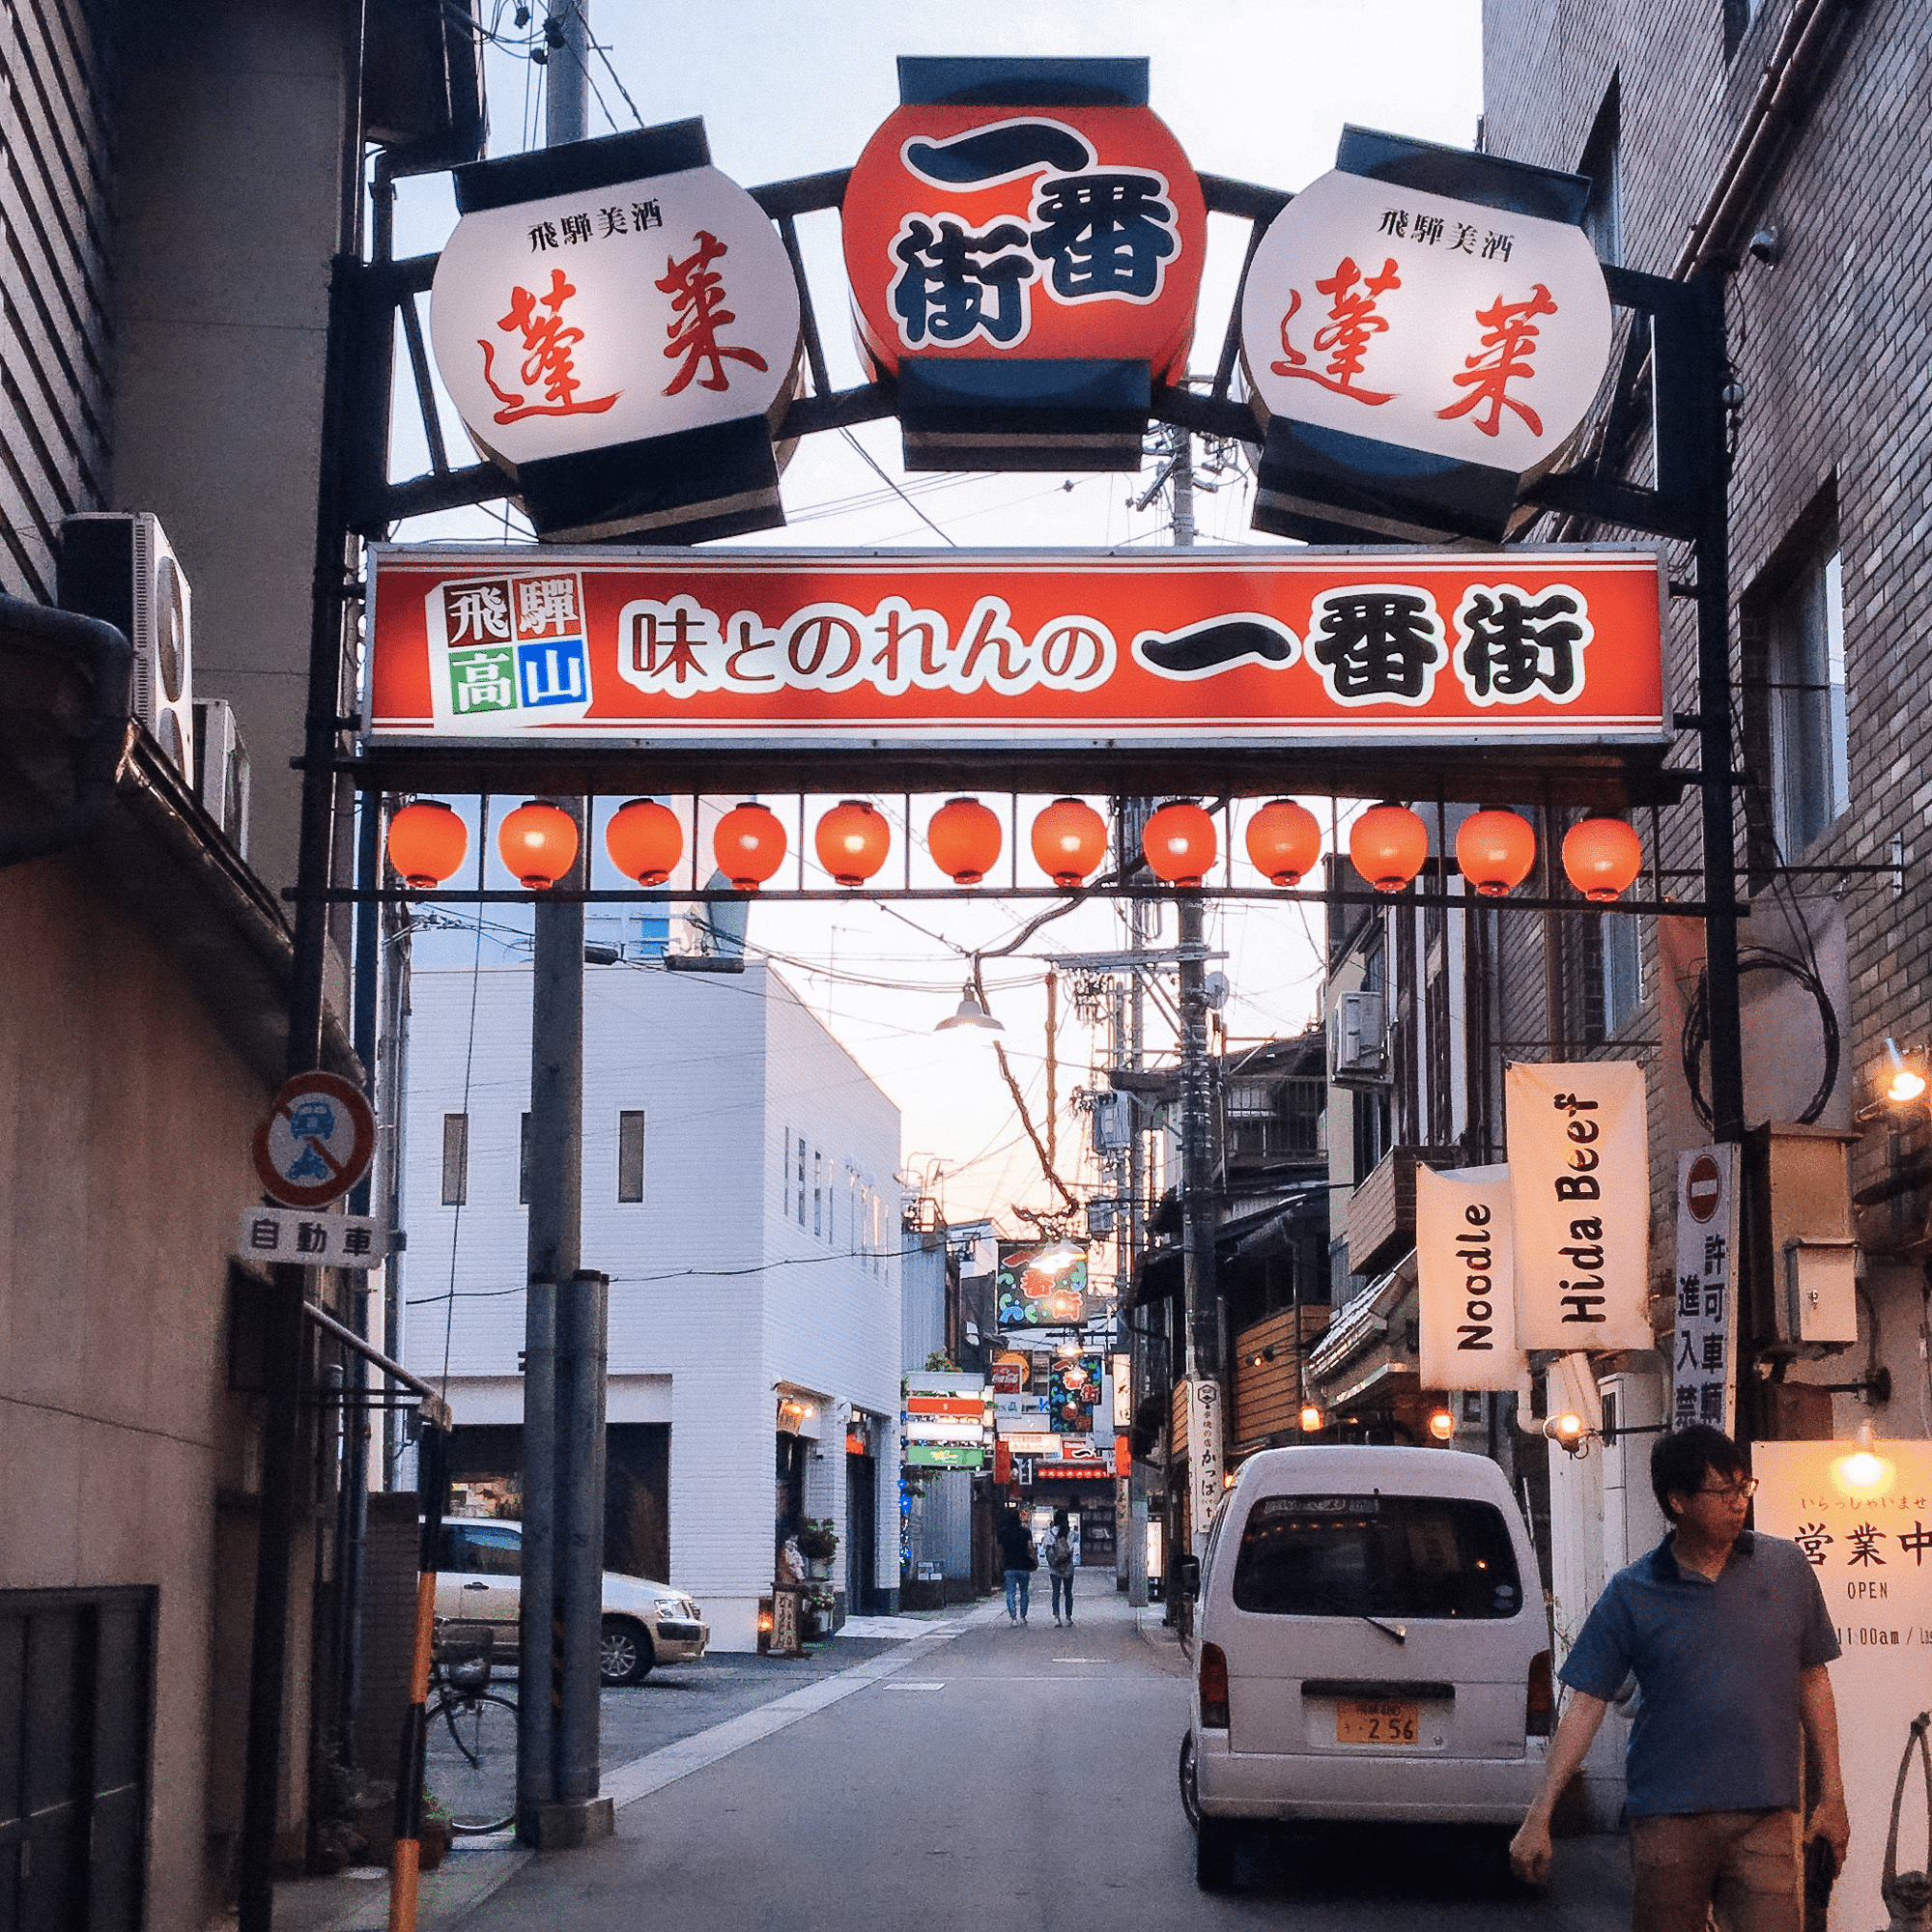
[399, 957, 902, 1650]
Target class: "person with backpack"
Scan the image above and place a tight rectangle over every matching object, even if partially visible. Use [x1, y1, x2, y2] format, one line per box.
[1046, 1507, 1076, 1627]
[995, 1501, 1037, 1625]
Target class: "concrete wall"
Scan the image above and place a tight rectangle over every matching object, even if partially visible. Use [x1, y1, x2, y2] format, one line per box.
[400, 960, 901, 1648]
[0, 854, 277, 1931]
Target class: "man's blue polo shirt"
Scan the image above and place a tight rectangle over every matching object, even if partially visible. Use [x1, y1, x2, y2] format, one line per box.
[1558, 1529, 1839, 1815]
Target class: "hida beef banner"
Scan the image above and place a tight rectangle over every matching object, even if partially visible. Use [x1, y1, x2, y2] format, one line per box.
[1417, 1163, 1523, 1391]
[1504, 1061, 1652, 1352]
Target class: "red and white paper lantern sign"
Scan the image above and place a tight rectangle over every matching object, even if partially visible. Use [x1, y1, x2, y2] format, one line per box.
[1240, 127, 1612, 543]
[430, 121, 801, 543]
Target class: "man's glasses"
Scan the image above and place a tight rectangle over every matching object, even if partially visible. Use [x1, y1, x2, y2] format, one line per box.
[1693, 1477, 1758, 1500]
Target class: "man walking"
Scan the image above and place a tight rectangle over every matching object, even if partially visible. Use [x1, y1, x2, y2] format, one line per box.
[995, 1501, 1035, 1625]
[1510, 1424, 1850, 1929]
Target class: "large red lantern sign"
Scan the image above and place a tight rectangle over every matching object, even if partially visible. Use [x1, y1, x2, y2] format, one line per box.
[841, 59, 1207, 469]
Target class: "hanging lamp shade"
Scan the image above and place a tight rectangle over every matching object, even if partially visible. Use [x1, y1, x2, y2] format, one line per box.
[1562, 816, 1644, 902]
[605, 798, 683, 886]
[1143, 800, 1218, 887]
[713, 802, 787, 890]
[1456, 809, 1538, 898]
[927, 797, 1002, 886]
[1245, 798, 1321, 888]
[1030, 798, 1108, 886]
[1349, 803, 1429, 894]
[815, 800, 891, 886]
[497, 800, 579, 890]
[385, 799, 467, 889]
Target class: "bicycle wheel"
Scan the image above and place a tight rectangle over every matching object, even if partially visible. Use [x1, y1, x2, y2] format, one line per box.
[425, 1690, 519, 1835]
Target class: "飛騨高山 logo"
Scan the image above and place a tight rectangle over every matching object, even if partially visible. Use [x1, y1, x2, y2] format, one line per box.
[428, 571, 594, 729]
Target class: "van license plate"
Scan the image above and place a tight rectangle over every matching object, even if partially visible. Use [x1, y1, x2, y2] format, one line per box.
[1335, 1698, 1418, 1745]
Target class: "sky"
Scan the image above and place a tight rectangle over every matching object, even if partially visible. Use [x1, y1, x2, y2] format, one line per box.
[384, 1, 1485, 1232]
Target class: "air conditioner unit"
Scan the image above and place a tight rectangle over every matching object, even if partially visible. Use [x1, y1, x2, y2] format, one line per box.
[193, 698, 251, 858]
[58, 512, 194, 785]
[1327, 989, 1389, 1088]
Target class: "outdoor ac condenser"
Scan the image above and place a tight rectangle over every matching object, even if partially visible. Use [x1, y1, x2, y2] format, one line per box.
[1327, 988, 1389, 1088]
[58, 511, 195, 786]
[194, 698, 251, 858]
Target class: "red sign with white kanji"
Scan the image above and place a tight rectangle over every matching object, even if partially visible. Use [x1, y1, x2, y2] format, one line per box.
[366, 542, 1664, 750]
[840, 103, 1207, 381]
[1241, 168, 1612, 476]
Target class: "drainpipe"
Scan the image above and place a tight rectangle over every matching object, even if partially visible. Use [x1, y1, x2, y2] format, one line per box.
[0, 595, 133, 870]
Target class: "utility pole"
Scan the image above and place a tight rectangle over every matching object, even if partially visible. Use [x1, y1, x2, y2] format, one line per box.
[517, 0, 612, 1851]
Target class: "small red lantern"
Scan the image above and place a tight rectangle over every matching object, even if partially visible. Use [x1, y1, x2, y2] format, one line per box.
[927, 797, 1003, 885]
[1455, 809, 1538, 898]
[1563, 816, 1644, 901]
[1143, 800, 1218, 887]
[1031, 798, 1108, 887]
[497, 800, 579, 890]
[713, 802, 787, 890]
[605, 798, 683, 886]
[1349, 803, 1429, 894]
[815, 800, 891, 886]
[1245, 799, 1321, 888]
[386, 799, 467, 889]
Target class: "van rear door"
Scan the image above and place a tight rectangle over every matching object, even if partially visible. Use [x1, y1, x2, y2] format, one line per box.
[1219, 1492, 1535, 1761]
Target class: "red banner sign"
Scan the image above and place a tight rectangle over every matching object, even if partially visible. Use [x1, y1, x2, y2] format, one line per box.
[906, 1396, 983, 1417]
[366, 544, 1664, 751]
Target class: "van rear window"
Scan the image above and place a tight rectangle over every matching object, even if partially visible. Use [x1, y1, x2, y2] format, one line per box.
[1232, 1494, 1521, 1620]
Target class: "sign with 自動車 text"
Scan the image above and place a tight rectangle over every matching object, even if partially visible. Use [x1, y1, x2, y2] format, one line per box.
[237, 1206, 387, 1269]
[366, 544, 1664, 752]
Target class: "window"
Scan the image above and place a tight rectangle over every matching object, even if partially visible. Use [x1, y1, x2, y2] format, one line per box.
[813, 1150, 824, 1239]
[519, 1112, 530, 1206]
[1724, 0, 1765, 59]
[1578, 81, 1621, 267]
[617, 1110, 646, 1203]
[1601, 914, 1641, 1035]
[1769, 547, 1849, 857]
[797, 1137, 807, 1226]
[1231, 1493, 1522, 1621]
[437, 1521, 522, 1577]
[441, 1113, 469, 1206]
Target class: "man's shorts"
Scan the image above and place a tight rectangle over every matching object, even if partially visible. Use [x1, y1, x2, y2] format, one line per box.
[1629, 1808, 1801, 1932]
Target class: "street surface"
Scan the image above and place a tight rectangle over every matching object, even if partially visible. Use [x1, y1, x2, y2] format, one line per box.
[436, 1589, 1634, 1931]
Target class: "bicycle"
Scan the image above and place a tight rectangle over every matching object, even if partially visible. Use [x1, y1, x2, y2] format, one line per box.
[424, 1626, 519, 1835]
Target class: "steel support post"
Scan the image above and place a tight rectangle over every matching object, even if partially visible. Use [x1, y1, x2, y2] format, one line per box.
[555, 1268, 611, 1819]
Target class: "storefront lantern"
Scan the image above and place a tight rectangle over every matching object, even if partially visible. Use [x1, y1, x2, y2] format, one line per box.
[927, 796, 1003, 885]
[815, 800, 891, 886]
[1142, 799, 1216, 887]
[431, 122, 802, 543]
[1240, 126, 1612, 544]
[713, 801, 787, 889]
[604, 797, 683, 886]
[1349, 802, 1429, 893]
[1455, 808, 1537, 897]
[1030, 797, 1108, 886]
[841, 57, 1207, 471]
[1561, 814, 1644, 901]
[1244, 798, 1321, 888]
[497, 800, 579, 889]
[386, 799, 468, 888]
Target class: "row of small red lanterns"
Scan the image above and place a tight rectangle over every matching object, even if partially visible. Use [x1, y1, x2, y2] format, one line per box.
[386, 797, 1645, 901]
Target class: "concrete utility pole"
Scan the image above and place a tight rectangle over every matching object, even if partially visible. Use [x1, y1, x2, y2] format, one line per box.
[518, 0, 611, 1850]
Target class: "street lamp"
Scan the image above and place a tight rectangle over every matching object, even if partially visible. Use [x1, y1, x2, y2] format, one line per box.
[935, 984, 1004, 1033]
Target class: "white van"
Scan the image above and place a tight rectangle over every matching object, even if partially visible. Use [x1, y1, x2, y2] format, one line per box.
[1179, 1444, 1551, 1890]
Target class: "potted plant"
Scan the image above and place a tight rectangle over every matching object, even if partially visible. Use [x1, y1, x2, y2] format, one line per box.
[796, 1518, 839, 1579]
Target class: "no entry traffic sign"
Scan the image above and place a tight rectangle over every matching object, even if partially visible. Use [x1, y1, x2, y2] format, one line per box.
[253, 1072, 376, 1209]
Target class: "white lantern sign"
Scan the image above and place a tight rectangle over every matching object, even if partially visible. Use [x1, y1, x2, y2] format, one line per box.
[1240, 127, 1613, 544]
[429, 122, 801, 541]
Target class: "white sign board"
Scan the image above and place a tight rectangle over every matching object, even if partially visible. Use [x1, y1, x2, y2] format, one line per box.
[1757, 1441, 1932, 1932]
[431, 165, 799, 469]
[1671, 1146, 1739, 1434]
[1241, 167, 1611, 474]
[237, 1206, 387, 1269]
[1505, 1061, 1652, 1352]
[1183, 1377, 1224, 1556]
[1417, 1162, 1522, 1391]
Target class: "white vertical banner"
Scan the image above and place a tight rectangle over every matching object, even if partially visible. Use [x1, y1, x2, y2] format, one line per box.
[1183, 1378, 1224, 1556]
[1505, 1061, 1653, 1352]
[1418, 1163, 1523, 1391]
[1756, 1441, 1932, 1932]
[1672, 1146, 1740, 1434]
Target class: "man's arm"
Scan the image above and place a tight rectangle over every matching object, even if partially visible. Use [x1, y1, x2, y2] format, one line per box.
[1508, 1691, 1607, 1887]
[1799, 1663, 1850, 1869]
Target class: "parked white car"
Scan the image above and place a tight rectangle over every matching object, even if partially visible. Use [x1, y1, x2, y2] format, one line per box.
[433, 1518, 708, 1686]
[1179, 1445, 1550, 1891]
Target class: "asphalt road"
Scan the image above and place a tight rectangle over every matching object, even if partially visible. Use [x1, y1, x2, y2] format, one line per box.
[446, 1590, 1636, 1932]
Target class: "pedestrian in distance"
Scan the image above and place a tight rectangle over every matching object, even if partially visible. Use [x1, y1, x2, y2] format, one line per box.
[1508, 1423, 1849, 1931]
[995, 1501, 1036, 1625]
[1046, 1507, 1076, 1627]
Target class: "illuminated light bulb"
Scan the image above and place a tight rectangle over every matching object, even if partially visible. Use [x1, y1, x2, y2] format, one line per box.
[1428, 1407, 1456, 1442]
[1885, 1038, 1926, 1105]
[1298, 1403, 1323, 1434]
[1833, 1420, 1894, 1496]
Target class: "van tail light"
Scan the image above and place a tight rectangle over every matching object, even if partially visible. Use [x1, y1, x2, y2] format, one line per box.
[1200, 1641, 1230, 1730]
[1525, 1649, 1553, 1738]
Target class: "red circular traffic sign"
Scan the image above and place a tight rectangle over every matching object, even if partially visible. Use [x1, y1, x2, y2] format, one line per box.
[1685, 1151, 1723, 1224]
[253, 1072, 376, 1208]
